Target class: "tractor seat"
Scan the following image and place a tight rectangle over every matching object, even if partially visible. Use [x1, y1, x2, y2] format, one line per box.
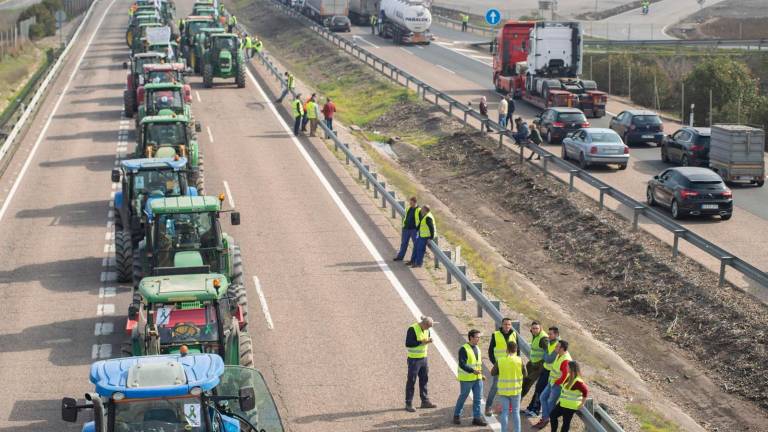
[143, 408, 179, 423]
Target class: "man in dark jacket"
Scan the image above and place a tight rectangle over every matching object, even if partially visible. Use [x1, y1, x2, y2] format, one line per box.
[485, 318, 518, 416]
[410, 205, 435, 268]
[396, 196, 420, 263]
[404, 316, 437, 412]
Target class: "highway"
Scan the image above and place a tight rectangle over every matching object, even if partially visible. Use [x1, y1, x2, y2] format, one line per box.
[341, 22, 768, 290]
[0, 0, 526, 430]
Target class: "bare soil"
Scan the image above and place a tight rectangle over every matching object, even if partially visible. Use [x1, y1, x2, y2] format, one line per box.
[668, 0, 768, 39]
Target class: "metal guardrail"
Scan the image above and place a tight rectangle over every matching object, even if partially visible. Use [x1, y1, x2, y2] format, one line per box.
[233, 4, 620, 431]
[264, 0, 768, 294]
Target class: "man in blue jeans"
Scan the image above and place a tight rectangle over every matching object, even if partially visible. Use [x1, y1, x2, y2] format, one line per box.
[453, 329, 488, 426]
[491, 340, 526, 432]
[534, 340, 571, 429]
[394, 196, 420, 262]
[410, 205, 435, 268]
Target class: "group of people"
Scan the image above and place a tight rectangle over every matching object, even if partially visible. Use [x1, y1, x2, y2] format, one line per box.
[405, 317, 588, 432]
[239, 33, 263, 59]
[393, 197, 436, 268]
[479, 94, 542, 159]
[274, 71, 337, 138]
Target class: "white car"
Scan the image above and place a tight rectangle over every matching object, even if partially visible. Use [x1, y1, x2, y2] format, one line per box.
[562, 128, 629, 170]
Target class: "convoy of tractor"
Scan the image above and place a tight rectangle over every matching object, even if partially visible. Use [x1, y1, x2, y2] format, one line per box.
[60, 1, 281, 430]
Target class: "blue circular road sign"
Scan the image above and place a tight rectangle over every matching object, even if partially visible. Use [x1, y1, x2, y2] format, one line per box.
[485, 8, 501, 25]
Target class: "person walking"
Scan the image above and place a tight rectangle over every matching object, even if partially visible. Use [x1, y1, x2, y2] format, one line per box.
[461, 13, 469, 32]
[404, 316, 438, 412]
[306, 95, 319, 137]
[291, 94, 304, 136]
[275, 72, 294, 103]
[520, 322, 547, 414]
[549, 361, 588, 432]
[394, 196, 420, 262]
[505, 95, 516, 130]
[524, 326, 560, 417]
[479, 96, 488, 132]
[498, 97, 508, 130]
[533, 340, 571, 429]
[492, 340, 526, 432]
[322, 97, 336, 137]
[370, 14, 378, 34]
[453, 329, 487, 426]
[485, 318, 518, 416]
[410, 204, 435, 268]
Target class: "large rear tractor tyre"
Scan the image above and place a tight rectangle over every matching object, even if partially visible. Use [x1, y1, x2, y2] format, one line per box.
[236, 64, 246, 88]
[193, 150, 205, 193]
[231, 244, 244, 286]
[238, 332, 254, 367]
[203, 63, 213, 88]
[132, 248, 144, 287]
[124, 91, 134, 118]
[228, 283, 249, 331]
[115, 230, 133, 283]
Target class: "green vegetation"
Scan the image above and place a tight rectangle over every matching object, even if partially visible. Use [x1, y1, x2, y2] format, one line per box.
[18, 0, 63, 39]
[316, 77, 413, 127]
[0, 46, 50, 123]
[628, 403, 680, 432]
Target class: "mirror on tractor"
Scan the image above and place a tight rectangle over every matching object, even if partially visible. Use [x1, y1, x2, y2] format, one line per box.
[195, 121, 202, 132]
[653, 175, 659, 180]
[61, 397, 78, 422]
[238, 387, 256, 412]
[128, 304, 139, 320]
[123, 61, 128, 69]
[230, 211, 241, 226]
[111, 169, 120, 183]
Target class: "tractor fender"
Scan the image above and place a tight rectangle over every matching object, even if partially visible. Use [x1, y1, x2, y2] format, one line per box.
[188, 186, 199, 196]
[82, 421, 96, 432]
[190, 139, 199, 167]
[114, 190, 124, 211]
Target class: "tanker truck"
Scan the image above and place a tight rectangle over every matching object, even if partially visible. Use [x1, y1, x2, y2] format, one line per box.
[349, 0, 378, 25]
[304, 0, 349, 23]
[377, 0, 432, 45]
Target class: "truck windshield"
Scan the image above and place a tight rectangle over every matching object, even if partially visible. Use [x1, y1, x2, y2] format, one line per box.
[134, 170, 182, 197]
[145, 122, 187, 145]
[111, 395, 208, 431]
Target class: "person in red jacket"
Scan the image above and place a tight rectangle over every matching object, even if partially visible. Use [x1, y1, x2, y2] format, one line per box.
[322, 97, 336, 137]
[549, 361, 588, 432]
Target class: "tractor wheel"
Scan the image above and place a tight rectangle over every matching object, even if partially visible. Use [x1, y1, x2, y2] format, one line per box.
[132, 247, 144, 287]
[115, 230, 133, 283]
[236, 64, 246, 88]
[231, 244, 244, 286]
[124, 91, 134, 118]
[238, 332, 255, 367]
[203, 64, 213, 88]
[228, 283, 249, 331]
[192, 150, 205, 193]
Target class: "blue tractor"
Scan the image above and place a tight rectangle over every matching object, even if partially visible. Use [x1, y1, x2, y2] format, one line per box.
[112, 157, 198, 283]
[61, 353, 285, 432]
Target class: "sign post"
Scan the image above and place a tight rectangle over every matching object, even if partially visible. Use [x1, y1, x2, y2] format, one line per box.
[55, 10, 67, 48]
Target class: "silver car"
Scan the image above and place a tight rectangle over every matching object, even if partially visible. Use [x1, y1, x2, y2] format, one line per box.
[562, 128, 629, 170]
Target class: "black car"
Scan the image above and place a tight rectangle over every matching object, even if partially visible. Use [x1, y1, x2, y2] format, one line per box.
[325, 15, 351, 32]
[661, 127, 710, 167]
[647, 167, 733, 220]
[609, 110, 664, 145]
[535, 107, 589, 144]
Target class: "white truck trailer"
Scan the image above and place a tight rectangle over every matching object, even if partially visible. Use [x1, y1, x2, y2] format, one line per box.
[377, 0, 431, 44]
[304, 0, 349, 23]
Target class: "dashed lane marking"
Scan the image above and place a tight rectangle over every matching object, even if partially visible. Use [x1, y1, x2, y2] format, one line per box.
[195, 90, 202, 102]
[437, 64, 456, 75]
[94, 322, 114, 336]
[91, 344, 112, 359]
[223, 180, 235, 208]
[252, 276, 274, 330]
[399, 47, 414, 55]
[206, 125, 214, 143]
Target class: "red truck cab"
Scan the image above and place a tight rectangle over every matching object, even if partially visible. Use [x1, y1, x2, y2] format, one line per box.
[492, 21, 535, 97]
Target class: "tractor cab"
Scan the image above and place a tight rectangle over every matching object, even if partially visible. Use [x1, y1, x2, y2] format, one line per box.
[143, 62, 186, 85]
[136, 115, 199, 167]
[137, 82, 192, 124]
[61, 353, 285, 432]
[202, 33, 246, 88]
[124, 52, 168, 117]
[192, 4, 216, 17]
[127, 12, 161, 47]
[132, 23, 164, 54]
[182, 16, 217, 64]
[144, 40, 182, 60]
[191, 27, 225, 73]
[159, 0, 176, 22]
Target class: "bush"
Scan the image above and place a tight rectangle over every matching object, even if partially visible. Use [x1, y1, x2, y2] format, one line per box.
[17, 0, 61, 40]
[684, 57, 761, 125]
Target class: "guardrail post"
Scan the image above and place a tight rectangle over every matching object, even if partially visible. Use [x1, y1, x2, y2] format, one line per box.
[499, 131, 504, 148]
[372, 173, 378, 198]
[672, 229, 686, 258]
[405, 76, 410, 89]
[632, 206, 644, 231]
[434, 92, 439, 104]
[422, 86, 428, 101]
[719, 256, 733, 286]
[458, 265, 467, 300]
[464, 109, 470, 125]
[569, 170, 579, 191]
[356, 157, 363, 180]
[398, 200, 405, 212]
[442, 250, 452, 276]
[344, 143, 350, 164]
[389, 191, 396, 217]
[598, 186, 611, 209]
[474, 282, 483, 317]
[520, 141, 525, 163]
[448, 101, 455, 115]
[491, 301, 502, 314]
[379, 182, 387, 207]
[542, 154, 552, 172]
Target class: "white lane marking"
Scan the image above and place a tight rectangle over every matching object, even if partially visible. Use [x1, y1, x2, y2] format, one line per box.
[195, 90, 202, 102]
[223, 180, 235, 208]
[99, 287, 116, 298]
[399, 47, 414, 55]
[353, 35, 380, 49]
[91, 344, 112, 359]
[0, 0, 118, 224]
[416, 45, 425, 49]
[432, 41, 494, 68]
[252, 276, 274, 330]
[96, 304, 115, 316]
[206, 125, 214, 143]
[100, 271, 116, 283]
[437, 64, 456, 75]
[95, 322, 114, 336]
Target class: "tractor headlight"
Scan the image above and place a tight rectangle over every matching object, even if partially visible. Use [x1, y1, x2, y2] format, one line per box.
[190, 387, 203, 396]
[112, 392, 126, 401]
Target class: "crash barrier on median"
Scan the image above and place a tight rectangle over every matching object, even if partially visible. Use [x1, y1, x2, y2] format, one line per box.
[229, 5, 621, 431]
[261, 0, 768, 297]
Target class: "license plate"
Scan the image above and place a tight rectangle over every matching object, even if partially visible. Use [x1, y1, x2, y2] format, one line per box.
[702, 204, 719, 210]
[603, 149, 621, 154]
[642, 135, 654, 139]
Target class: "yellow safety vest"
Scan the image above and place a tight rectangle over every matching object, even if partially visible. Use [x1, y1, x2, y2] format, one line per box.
[286, 74, 295, 89]
[306, 101, 318, 119]
[548, 352, 572, 385]
[492, 330, 517, 362]
[558, 377, 584, 410]
[529, 331, 546, 363]
[496, 355, 523, 396]
[292, 99, 304, 118]
[406, 323, 429, 358]
[418, 212, 436, 238]
[402, 207, 421, 228]
[458, 344, 482, 382]
[542, 339, 559, 371]
[462, 14, 469, 23]
[370, 15, 377, 25]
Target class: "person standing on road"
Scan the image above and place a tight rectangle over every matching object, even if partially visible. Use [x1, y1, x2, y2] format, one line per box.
[394, 196, 420, 262]
[479, 96, 488, 131]
[461, 13, 469, 32]
[549, 361, 588, 432]
[534, 340, 571, 429]
[485, 318, 518, 416]
[505, 95, 516, 130]
[306, 94, 319, 137]
[292, 93, 304, 136]
[525, 326, 560, 418]
[404, 316, 438, 412]
[453, 329, 487, 426]
[410, 204, 435, 268]
[275, 72, 295, 103]
[370, 14, 378, 34]
[491, 340, 526, 432]
[498, 97, 508, 130]
[322, 97, 336, 137]
[520, 322, 547, 414]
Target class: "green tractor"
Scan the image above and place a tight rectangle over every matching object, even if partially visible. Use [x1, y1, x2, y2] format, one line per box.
[201, 33, 246, 88]
[135, 82, 195, 128]
[131, 22, 163, 55]
[122, 51, 167, 117]
[136, 115, 204, 191]
[126, 9, 161, 48]
[181, 15, 218, 68]
[191, 27, 225, 74]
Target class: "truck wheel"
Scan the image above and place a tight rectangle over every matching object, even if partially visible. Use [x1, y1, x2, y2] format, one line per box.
[228, 283, 249, 331]
[238, 332, 254, 367]
[203, 64, 213, 88]
[132, 247, 144, 288]
[236, 64, 246, 88]
[115, 230, 133, 283]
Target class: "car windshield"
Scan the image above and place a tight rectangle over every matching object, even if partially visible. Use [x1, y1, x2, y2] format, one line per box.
[145, 123, 187, 145]
[112, 395, 208, 431]
[150, 90, 184, 112]
[153, 302, 220, 345]
[633, 115, 662, 125]
[155, 212, 219, 268]
[590, 132, 622, 143]
[134, 169, 182, 197]
[558, 113, 586, 122]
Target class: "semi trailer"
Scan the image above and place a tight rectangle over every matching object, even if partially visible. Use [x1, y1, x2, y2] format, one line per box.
[377, 0, 432, 45]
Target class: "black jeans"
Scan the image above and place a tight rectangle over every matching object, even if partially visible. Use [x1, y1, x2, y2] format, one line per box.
[293, 117, 302, 136]
[405, 357, 429, 405]
[550, 404, 577, 431]
[526, 368, 549, 413]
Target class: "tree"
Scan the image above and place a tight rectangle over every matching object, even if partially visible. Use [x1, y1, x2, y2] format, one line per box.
[684, 57, 760, 125]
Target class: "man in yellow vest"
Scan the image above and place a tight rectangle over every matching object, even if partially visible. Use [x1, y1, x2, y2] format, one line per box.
[291, 93, 304, 136]
[404, 316, 437, 412]
[453, 329, 487, 426]
[306, 94, 319, 137]
[228, 14, 237, 32]
[485, 317, 517, 416]
[394, 196, 420, 262]
[276, 71, 295, 103]
[491, 340, 527, 432]
[524, 325, 559, 418]
[410, 205, 435, 268]
[370, 14, 377, 34]
[533, 340, 571, 429]
[521, 321, 548, 416]
[461, 13, 469, 32]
